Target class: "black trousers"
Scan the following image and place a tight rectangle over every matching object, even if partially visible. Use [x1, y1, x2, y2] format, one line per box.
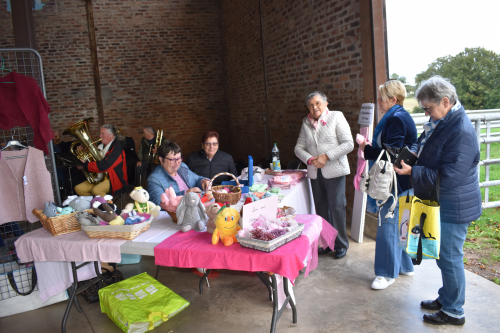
[310, 169, 349, 250]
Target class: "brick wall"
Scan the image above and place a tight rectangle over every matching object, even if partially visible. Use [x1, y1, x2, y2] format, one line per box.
[1, 0, 228, 156]
[220, 0, 365, 221]
[2, 0, 370, 222]
[0, 1, 14, 47]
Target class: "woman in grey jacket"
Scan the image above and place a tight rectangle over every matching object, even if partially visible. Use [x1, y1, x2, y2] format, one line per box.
[395, 76, 482, 326]
[294, 91, 354, 259]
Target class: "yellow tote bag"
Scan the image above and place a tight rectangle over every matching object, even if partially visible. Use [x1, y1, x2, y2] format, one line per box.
[398, 190, 440, 264]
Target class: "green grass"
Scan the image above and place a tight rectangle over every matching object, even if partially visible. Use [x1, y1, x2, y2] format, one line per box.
[404, 97, 419, 112]
[467, 133, 500, 272]
[493, 277, 500, 285]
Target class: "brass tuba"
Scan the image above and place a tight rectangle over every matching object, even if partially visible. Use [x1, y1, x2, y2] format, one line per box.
[63, 117, 108, 185]
[148, 129, 163, 164]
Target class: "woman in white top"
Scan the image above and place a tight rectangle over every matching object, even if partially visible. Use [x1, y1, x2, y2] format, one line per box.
[294, 91, 354, 259]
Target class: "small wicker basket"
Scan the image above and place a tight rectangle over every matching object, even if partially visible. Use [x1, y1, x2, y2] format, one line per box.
[209, 172, 242, 205]
[32, 208, 91, 236]
[81, 219, 152, 240]
[166, 209, 178, 223]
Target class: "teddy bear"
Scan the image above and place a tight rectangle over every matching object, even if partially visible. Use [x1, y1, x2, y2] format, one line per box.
[176, 192, 207, 232]
[205, 202, 222, 234]
[122, 187, 160, 219]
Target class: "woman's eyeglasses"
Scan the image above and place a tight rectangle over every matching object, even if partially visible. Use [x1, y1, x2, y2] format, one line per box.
[204, 142, 219, 147]
[164, 157, 183, 164]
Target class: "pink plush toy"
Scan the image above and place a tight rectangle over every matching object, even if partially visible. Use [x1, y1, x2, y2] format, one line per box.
[160, 186, 183, 211]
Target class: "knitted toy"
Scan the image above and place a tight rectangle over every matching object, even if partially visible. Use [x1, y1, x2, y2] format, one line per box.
[68, 197, 91, 212]
[205, 202, 223, 234]
[75, 211, 99, 226]
[200, 190, 214, 206]
[43, 201, 58, 218]
[97, 203, 121, 215]
[176, 192, 207, 232]
[90, 196, 107, 209]
[56, 206, 74, 215]
[122, 187, 160, 219]
[93, 204, 117, 222]
[109, 215, 125, 225]
[124, 210, 146, 225]
[160, 186, 183, 212]
[212, 203, 241, 246]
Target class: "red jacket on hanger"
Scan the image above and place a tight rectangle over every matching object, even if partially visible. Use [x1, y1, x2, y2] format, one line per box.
[0, 72, 53, 154]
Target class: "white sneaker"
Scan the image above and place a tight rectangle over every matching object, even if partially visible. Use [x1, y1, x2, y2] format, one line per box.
[371, 276, 395, 290]
[400, 271, 414, 276]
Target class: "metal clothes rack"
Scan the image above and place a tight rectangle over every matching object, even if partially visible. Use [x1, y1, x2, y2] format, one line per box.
[0, 48, 60, 301]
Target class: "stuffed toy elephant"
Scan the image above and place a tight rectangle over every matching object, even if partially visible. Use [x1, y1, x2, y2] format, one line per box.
[68, 197, 91, 212]
[176, 192, 207, 232]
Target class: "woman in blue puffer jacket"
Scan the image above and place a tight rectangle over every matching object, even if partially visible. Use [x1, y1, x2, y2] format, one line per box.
[395, 76, 482, 326]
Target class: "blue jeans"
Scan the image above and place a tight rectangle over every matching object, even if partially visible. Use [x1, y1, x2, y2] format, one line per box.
[374, 196, 414, 278]
[437, 222, 470, 318]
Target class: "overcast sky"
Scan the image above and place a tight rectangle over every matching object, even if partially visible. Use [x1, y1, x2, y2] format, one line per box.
[386, 0, 500, 85]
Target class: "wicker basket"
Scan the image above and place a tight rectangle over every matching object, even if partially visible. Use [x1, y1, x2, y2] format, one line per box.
[209, 172, 242, 205]
[166, 209, 178, 223]
[235, 223, 305, 252]
[81, 219, 152, 240]
[32, 209, 91, 236]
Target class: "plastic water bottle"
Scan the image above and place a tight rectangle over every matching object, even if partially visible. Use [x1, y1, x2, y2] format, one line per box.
[272, 143, 281, 171]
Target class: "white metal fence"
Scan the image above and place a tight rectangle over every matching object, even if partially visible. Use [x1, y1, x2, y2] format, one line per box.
[411, 109, 500, 209]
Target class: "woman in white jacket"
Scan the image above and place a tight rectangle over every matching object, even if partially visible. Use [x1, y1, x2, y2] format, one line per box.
[294, 91, 354, 259]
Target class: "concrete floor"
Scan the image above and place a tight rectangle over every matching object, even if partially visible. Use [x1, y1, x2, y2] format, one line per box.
[1, 234, 499, 333]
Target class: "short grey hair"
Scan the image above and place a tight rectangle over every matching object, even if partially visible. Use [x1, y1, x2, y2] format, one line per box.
[102, 124, 125, 141]
[415, 76, 458, 106]
[305, 91, 327, 107]
[143, 125, 155, 134]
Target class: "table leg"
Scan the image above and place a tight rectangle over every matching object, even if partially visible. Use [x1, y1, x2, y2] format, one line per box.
[61, 261, 108, 333]
[255, 272, 273, 301]
[254, 273, 297, 333]
[155, 265, 161, 279]
[61, 262, 79, 333]
[198, 269, 212, 294]
[283, 277, 297, 323]
[270, 274, 279, 333]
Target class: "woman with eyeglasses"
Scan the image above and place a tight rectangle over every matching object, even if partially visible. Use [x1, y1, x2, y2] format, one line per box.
[394, 76, 481, 326]
[147, 141, 210, 206]
[185, 131, 237, 186]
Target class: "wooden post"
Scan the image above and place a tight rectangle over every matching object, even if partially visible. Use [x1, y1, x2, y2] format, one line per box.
[85, 0, 105, 127]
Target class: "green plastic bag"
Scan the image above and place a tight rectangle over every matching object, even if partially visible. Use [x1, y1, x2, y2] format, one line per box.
[99, 272, 189, 333]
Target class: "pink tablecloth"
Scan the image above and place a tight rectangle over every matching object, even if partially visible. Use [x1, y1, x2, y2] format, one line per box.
[154, 214, 337, 282]
[14, 228, 126, 263]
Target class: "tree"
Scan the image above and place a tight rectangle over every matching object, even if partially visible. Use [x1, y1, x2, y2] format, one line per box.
[390, 73, 407, 84]
[415, 47, 500, 110]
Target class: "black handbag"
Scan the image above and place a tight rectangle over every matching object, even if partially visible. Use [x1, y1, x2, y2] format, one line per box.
[78, 267, 124, 303]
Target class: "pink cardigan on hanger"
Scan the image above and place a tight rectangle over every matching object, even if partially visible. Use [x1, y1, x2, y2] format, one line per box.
[0, 147, 54, 224]
[0, 72, 53, 154]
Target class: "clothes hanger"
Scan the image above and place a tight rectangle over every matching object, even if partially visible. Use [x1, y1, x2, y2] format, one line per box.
[2, 131, 28, 159]
[0, 56, 14, 84]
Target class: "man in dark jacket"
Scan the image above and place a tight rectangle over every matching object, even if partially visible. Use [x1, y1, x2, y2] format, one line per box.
[75, 124, 128, 196]
[137, 126, 168, 177]
[185, 131, 237, 186]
